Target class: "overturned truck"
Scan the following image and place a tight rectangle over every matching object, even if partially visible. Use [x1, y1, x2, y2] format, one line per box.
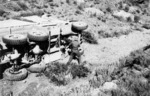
[0, 21, 88, 81]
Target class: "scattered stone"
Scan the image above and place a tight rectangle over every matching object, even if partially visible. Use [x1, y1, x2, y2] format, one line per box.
[102, 82, 118, 90]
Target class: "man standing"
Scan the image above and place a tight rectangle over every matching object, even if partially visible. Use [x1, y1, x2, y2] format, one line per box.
[67, 36, 81, 65]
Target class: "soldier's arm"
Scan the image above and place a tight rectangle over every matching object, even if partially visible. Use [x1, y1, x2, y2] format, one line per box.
[66, 42, 72, 49]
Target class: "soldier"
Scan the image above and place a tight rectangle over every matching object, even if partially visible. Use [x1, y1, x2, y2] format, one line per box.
[66, 36, 81, 65]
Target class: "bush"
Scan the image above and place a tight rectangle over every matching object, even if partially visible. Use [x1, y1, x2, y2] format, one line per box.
[44, 62, 68, 85]
[75, 10, 82, 15]
[4, 2, 22, 11]
[70, 64, 90, 79]
[44, 62, 90, 86]
[31, 8, 44, 16]
[77, 3, 85, 11]
[82, 31, 98, 44]
[0, 9, 6, 16]
[17, 1, 28, 10]
[20, 10, 33, 16]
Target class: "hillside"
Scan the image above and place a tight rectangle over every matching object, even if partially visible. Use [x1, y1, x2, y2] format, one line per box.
[1, 0, 150, 96]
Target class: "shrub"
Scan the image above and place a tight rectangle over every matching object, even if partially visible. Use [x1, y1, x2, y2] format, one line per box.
[77, 3, 85, 11]
[106, 7, 112, 13]
[75, 10, 82, 15]
[134, 15, 140, 23]
[70, 64, 90, 79]
[20, 10, 33, 16]
[0, 9, 6, 16]
[82, 30, 98, 44]
[4, 2, 22, 11]
[66, 0, 70, 4]
[17, 1, 28, 10]
[44, 62, 68, 85]
[44, 62, 90, 86]
[31, 8, 44, 16]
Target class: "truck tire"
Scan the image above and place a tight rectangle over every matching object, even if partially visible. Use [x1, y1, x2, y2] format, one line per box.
[27, 62, 46, 73]
[71, 22, 88, 33]
[3, 68, 28, 81]
[2, 34, 27, 45]
[28, 31, 49, 42]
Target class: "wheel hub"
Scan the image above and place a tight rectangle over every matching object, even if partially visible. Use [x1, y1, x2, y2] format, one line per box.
[33, 32, 42, 36]
[9, 68, 21, 74]
[9, 35, 19, 39]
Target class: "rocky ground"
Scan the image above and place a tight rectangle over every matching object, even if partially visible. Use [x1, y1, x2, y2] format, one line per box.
[1, 0, 150, 96]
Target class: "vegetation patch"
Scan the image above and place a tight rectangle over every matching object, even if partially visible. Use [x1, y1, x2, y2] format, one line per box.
[44, 62, 90, 86]
[109, 45, 150, 96]
[82, 30, 98, 44]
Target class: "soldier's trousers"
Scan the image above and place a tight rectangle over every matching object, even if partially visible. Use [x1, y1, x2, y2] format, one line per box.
[67, 50, 81, 65]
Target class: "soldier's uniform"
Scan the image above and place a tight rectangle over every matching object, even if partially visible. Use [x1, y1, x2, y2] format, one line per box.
[67, 37, 81, 65]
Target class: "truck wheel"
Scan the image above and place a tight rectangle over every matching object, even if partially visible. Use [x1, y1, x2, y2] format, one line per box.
[3, 68, 28, 81]
[27, 62, 46, 73]
[28, 31, 49, 42]
[2, 34, 27, 45]
[72, 22, 88, 33]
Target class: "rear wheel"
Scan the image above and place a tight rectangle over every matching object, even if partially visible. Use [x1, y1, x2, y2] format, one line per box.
[2, 34, 27, 45]
[3, 68, 28, 81]
[71, 22, 88, 33]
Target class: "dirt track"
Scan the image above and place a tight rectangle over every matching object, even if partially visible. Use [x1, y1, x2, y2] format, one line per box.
[84, 29, 150, 66]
